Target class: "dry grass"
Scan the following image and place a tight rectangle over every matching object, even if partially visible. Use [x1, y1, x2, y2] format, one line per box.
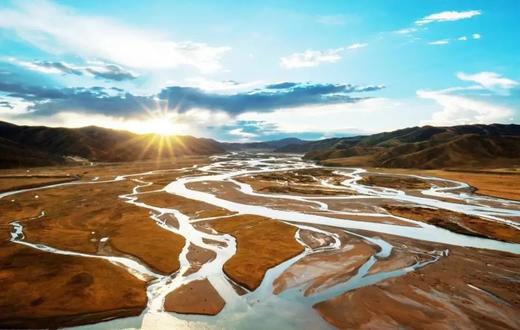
[164, 279, 225, 315]
[375, 167, 520, 201]
[359, 175, 431, 190]
[0, 161, 215, 328]
[424, 170, 520, 201]
[0, 176, 78, 193]
[314, 246, 520, 329]
[1, 180, 186, 273]
[137, 191, 234, 219]
[384, 204, 520, 243]
[0, 244, 146, 328]
[0, 156, 210, 182]
[209, 215, 304, 290]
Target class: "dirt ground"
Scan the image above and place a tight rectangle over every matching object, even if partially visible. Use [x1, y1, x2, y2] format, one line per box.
[314, 241, 520, 330]
[384, 204, 520, 243]
[1, 157, 519, 328]
[377, 168, 520, 201]
[164, 279, 225, 315]
[0, 244, 147, 328]
[273, 232, 375, 296]
[204, 215, 304, 291]
[0, 175, 79, 193]
[0, 157, 209, 328]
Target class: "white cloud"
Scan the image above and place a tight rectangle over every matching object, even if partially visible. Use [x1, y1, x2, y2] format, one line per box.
[280, 43, 366, 69]
[428, 39, 450, 45]
[0, 111, 189, 135]
[0, 1, 229, 72]
[457, 72, 519, 90]
[395, 27, 418, 35]
[2, 107, 238, 137]
[396, 28, 417, 35]
[420, 71, 518, 126]
[237, 98, 419, 134]
[416, 10, 481, 25]
[418, 89, 514, 126]
[0, 97, 32, 115]
[16, 60, 74, 74]
[347, 43, 368, 50]
[11, 58, 138, 80]
[229, 128, 257, 139]
[280, 48, 343, 69]
[456, 34, 481, 42]
[182, 77, 264, 93]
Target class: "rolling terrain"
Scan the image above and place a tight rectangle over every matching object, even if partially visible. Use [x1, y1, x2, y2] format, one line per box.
[0, 121, 225, 168]
[1, 153, 519, 329]
[277, 124, 520, 169]
[2, 122, 519, 170]
[222, 137, 309, 151]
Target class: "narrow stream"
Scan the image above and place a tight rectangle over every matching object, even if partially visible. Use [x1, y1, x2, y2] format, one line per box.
[3, 153, 519, 329]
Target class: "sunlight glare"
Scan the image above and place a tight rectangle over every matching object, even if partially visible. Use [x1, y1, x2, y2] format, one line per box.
[146, 117, 177, 136]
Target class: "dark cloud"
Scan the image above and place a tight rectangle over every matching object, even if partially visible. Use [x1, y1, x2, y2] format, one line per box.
[33, 61, 83, 75]
[208, 120, 358, 142]
[85, 64, 138, 81]
[0, 81, 153, 116]
[0, 81, 69, 100]
[354, 84, 385, 92]
[0, 79, 384, 117]
[264, 82, 385, 93]
[30, 91, 154, 116]
[0, 100, 14, 109]
[158, 83, 384, 114]
[17, 60, 137, 81]
[265, 82, 298, 89]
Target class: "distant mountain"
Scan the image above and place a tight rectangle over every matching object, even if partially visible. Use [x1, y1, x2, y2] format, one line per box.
[0, 121, 225, 168]
[223, 137, 309, 151]
[274, 137, 348, 153]
[3, 121, 519, 169]
[302, 124, 520, 169]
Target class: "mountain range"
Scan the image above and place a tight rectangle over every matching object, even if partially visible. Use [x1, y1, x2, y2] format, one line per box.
[222, 138, 309, 151]
[0, 121, 519, 169]
[0, 121, 225, 168]
[292, 124, 520, 169]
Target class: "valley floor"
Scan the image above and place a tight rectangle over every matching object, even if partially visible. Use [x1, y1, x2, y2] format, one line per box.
[373, 167, 520, 201]
[0, 154, 519, 329]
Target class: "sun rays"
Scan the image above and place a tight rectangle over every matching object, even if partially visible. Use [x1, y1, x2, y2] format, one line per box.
[107, 99, 193, 163]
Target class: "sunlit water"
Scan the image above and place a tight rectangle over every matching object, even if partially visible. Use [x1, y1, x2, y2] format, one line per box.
[3, 153, 519, 329]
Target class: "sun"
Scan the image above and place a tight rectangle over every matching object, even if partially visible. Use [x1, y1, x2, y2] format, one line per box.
[135, 108, 186, 136]
[146, 117, 178, 136]
[117, 100, 190, 136]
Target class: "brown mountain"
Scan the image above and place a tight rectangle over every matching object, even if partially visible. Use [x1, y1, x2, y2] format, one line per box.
[222, 138, 309, 151]
[0, 121, 225, 168]
[2, 121, 519, 169]
[299, 124, 520, 169]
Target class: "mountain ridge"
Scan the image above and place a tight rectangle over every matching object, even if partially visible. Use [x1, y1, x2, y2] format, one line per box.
[0, 121, 225, 168]
[1, 121, 519, 169]
[222, 137, 309, 151]
[297, 124, 520, 169]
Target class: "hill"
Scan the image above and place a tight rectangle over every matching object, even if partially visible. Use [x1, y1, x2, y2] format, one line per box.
[275, 137, 348, 153]
[2, 121, 519, 169]
[0, 121, 225, 168]
[223, 138, 309, 151]
[300, 124, 520, 169]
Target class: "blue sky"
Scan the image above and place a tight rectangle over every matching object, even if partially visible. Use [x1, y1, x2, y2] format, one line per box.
[0, 0, 519, 141]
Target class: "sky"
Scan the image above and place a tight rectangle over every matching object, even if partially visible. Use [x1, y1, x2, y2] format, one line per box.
[0, 0, 519, 141]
